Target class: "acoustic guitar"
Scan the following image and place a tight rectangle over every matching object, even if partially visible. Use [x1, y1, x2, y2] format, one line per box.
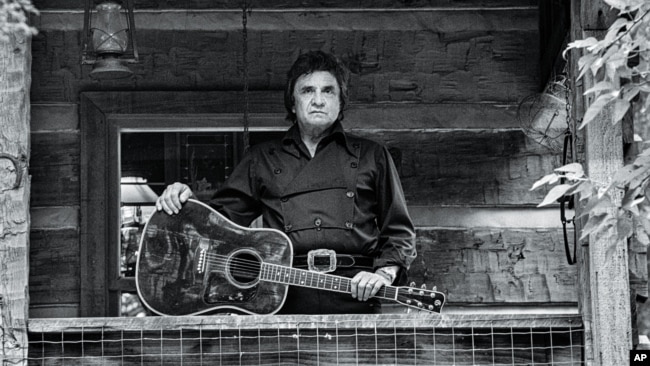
[136, 199, 445, 316]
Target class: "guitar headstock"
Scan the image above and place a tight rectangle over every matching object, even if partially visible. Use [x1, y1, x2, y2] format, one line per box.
[395, 283, 446, 313]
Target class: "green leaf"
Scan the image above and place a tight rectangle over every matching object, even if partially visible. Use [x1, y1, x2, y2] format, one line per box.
[577, 53, 598, 81]
[555, 162, 584, 175]
[623, 84, 641, 102]
[568, 37, 599, 50]
[555, 163, 585, 181]
[530, 173, 560, 191]
[572, 181, 595, 201]
[579, 195, 615, 218]
[612, 164, 637, 185]
[584, 81, 615, 95]
[579, 92, 618, 129]
[612, 99, 631, 124]
[537, 184, 576, 207]
[636, 230, 650, 246]
[603, 0, 628, 10]
[580, 212, 613, 240]
[622, 186, 644, 210]
[617, 217, 634, 242]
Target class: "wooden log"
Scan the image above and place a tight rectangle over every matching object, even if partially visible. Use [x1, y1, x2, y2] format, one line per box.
[0, 32, 31, 365]
[32, 8, 539, 104]
[29, 229, 80, 306]
[31, 103, 78, 131]
[29, 131, 79, 206]
[33, 1, 538, 10]
[412, 227, 577, 304]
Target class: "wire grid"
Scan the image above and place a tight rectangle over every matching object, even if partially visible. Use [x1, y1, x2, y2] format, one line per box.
[24, 316, 584, 366]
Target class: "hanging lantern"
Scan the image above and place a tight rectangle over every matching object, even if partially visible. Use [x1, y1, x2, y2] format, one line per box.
[82, 0, 139, 80]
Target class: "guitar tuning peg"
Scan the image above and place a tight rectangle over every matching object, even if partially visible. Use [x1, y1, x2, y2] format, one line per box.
[421, 284, 427, 289]
[410, 281, 416, 287]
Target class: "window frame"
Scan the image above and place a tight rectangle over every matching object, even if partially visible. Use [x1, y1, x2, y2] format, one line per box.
[80, 91, 286, 316]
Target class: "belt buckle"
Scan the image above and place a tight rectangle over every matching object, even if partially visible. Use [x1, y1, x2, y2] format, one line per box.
[307, 249, 337, 273]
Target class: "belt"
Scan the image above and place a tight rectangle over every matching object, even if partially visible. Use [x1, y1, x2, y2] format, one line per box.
[293, 250, 374, 272]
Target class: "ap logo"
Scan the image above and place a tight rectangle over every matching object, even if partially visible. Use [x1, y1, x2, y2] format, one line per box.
[631, 350, 650, 365]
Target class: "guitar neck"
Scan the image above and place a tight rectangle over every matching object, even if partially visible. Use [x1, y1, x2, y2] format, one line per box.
[260, 262, 397, 301]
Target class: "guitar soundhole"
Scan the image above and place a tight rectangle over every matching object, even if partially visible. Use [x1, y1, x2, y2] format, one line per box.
[226, 250, 262, 288]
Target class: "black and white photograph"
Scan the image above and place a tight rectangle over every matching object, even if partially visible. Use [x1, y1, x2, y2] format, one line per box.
[1, 0, 649, 364]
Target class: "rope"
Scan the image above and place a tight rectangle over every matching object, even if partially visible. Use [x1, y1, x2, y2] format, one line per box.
[242, 1, 251, 153]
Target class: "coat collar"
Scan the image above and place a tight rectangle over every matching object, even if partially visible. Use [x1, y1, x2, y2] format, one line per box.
[281, 121, 358, 158]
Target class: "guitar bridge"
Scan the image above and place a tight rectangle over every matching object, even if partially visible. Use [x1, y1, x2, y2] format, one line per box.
[196, 248, 207, 274]
[196, 238, 211, 274]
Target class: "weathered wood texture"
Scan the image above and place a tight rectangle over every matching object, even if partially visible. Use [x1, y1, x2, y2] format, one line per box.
[26, 314, 583, 366]
[356, 130, 561, 206]
[570, 0, 631, 364]
[29, 104, 80, 317]
[0, 33, 31, 364]
[31, 9, 539, 104]
[582, 73, 630, 364]
[412, 227, 576, 304]
[29, 132, 79, 206]
[26, 5, 576, 316]
[32, 0, 538, 10]
[29, 229, 79, 306]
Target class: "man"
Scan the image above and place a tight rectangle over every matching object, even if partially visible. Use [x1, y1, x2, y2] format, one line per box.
[156, 50, 416, 314]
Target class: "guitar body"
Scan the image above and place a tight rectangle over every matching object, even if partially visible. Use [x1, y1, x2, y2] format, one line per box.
[136, 199, 293, 316]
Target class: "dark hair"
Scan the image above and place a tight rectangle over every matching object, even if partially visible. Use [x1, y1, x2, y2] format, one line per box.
[284, 50, 350, 123]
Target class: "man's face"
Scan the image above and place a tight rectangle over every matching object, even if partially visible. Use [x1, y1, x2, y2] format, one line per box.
[292, 71, 341, 132]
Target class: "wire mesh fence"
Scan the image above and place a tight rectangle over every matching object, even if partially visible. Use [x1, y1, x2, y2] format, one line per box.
[23, 313, 583, 365]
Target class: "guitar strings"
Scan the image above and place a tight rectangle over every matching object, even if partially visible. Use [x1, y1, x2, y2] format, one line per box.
[147, 231, 412, 301]
[199, 253, 399, 299]
[197, 253, 435, 308]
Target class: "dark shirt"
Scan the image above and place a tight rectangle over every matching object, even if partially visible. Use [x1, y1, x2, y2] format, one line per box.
[209, 121, 417, 313]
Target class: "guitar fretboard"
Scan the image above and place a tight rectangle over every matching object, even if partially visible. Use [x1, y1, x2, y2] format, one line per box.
[260, 262, 397, 300]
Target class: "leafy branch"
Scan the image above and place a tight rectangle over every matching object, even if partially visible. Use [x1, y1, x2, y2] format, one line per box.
[533, 0, 650, 250]
[0, 0, 38, 42]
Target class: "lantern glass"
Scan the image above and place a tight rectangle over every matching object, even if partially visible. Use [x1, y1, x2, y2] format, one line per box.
[91, 2, 129, 54]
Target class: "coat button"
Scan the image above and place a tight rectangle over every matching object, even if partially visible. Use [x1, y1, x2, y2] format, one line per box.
[346, 191, 355, 198]
[350, 162, 358, 168]
[353, 143, 360, 149]
[281, 197, 288, 202]
[274, 168, 282, 174]
[314, 218, 322, 227]
[284, 224, 292, 232]
[345, 221, 354, 229]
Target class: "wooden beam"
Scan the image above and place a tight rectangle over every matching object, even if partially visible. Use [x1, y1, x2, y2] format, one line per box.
[0, 32, 31, 365]
[570, 0, 632, 364]
[27, 313, 581, 332]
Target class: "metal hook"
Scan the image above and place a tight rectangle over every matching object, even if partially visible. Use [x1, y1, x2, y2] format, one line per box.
[0, 153, 26, 190]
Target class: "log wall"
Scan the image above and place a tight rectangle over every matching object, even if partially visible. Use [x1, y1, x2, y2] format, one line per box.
[28, 2, 576, 317]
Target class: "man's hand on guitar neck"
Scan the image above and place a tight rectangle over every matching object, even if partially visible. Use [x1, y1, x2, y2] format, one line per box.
[156, 182, 193, 215]
[350, 266, 399, 301]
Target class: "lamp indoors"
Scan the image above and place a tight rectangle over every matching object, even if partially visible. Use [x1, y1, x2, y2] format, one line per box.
[82, 0, 139, 80]
[120, 177, 158, 225]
